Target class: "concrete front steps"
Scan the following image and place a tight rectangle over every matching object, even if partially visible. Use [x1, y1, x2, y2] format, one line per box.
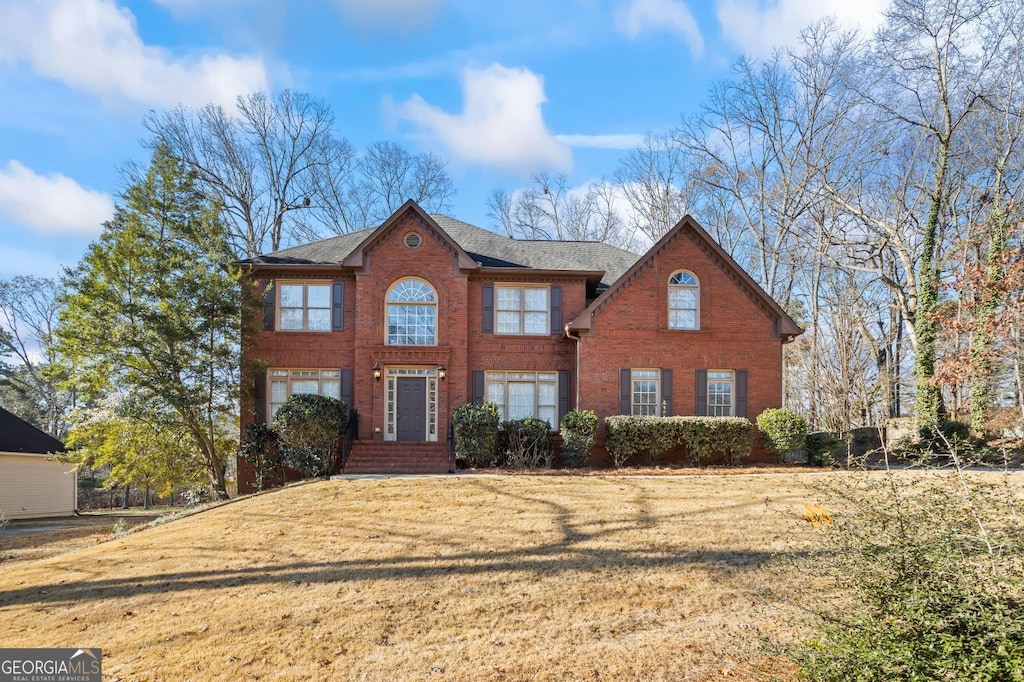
[342, 441, 452, 474]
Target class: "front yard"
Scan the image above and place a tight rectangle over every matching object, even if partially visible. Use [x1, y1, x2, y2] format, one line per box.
[1, 473, 828, 680]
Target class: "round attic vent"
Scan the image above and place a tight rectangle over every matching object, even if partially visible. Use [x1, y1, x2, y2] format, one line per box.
[404, 232, 422, 249]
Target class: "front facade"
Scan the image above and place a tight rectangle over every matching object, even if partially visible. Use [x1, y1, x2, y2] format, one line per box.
[239, 201, 801, 489]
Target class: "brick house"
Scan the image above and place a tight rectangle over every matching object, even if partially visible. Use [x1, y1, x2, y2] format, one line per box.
[238, 200, 801, 489]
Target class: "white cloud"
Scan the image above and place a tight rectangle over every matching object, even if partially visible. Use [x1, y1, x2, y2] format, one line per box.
[717, 0, 888, 57]
[0, 0, 268, 109]
[393, 63, 572, 172]
[0, 161, 113, 237]
[617, 0, 704, 58]
[335, 0, 442, 29]
[555, 133, 646, 150]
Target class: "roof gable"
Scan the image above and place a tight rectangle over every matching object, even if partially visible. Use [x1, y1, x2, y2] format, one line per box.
[341, 201, 479, 271]
[0, 406, 65, 454]
[568, 214, 804, 339]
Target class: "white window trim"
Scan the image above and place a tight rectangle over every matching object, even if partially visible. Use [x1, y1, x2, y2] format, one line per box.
[494, 284, 550, 336]
[277, 280, 332, 332]
[706, 369, 735, 417]
[668, 270, 700, 330]
[268, 368, 342, 420]
[385, 278, 438, 346]
[631, 368, 661, 417]
[484, 370, 558, 428]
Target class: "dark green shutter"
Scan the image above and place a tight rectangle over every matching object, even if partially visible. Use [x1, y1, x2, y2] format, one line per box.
[331, 282, 344, 331]
[473, 370, 485, 405]
[482, 285, 494, 333]
[735, 370, 748, 418]
[340, 368, 353, 412]
[550, 285, 562, 335]
[253, 370, 267, 423]
[695, 369, 708, 416]
[619, 368, 631, 415]
[558, 370, 570, 425]
[262, 281, 275, 331]
[660, 369, 673, 416]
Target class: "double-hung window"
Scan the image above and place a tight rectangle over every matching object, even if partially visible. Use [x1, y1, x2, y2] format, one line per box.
[485, 371, 558, 426]
[496, 285, 548, 335]
[279, 282, 331, 331]
[631, 369, 660, 416]
[268, 369, 341, 419]
[706, 370, 735, 416]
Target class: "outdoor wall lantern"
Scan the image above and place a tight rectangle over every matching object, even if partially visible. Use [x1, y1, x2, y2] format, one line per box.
[437, 365, 447, 382]
[372, 363, 382, 382]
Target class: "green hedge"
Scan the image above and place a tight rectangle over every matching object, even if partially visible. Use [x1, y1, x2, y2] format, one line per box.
[559, 409, 598, 468]
[272, 394, 347, 478]
[756, 408, 808, 463]
[453, 403, 500, 468]
[605, 416, 754, 467]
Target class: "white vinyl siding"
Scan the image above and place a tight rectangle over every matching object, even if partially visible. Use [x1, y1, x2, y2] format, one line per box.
[0, 452, 76, 520]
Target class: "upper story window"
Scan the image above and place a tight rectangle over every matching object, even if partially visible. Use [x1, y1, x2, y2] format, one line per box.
[279, 282, 331, 332]
[387, 278, 437, 345]
[668, 271, 699, 330]
[496, 285, 548, 335]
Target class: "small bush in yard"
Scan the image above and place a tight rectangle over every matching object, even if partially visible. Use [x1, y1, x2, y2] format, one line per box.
[238, 421, 282, 491]
[453, 403, 500, 468]
[756, 408, 808, 463]
[273, 394, 347, 478]
[559, 409, 598, 468]
[789, 463, 1024, 681]
[502, 417, 552, 469]
[805, 432, 841, 467]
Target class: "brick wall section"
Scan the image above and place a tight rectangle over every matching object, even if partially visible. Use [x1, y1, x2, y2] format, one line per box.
[579, 227, 783, 465]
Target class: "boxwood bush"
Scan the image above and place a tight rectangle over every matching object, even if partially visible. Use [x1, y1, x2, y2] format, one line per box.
[452, 402, 500, 468]
[605, 416, 754, 467]
[272, 393, 347, 478]
[756, 408, 809, 463]
[559, 409, 598, 468]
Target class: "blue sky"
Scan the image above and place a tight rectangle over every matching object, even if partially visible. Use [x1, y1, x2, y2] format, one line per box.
[0, 0, 887, 279]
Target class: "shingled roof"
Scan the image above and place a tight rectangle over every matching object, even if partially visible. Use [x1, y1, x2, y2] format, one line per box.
[0, 406, 64, 454]
[245, 213, 641, 288]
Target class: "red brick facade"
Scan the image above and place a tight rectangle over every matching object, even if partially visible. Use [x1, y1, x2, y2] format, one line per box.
[238, 202, 801, 489]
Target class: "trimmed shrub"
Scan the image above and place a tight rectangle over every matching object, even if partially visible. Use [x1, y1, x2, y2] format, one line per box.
[756, 408, 809, 463]
[272, 393, 347, 478]
[560, 409, 598, 468]
[806, 431, 841, 467]
[453, 402, 500, 468]
[605, 415, 754, 467]
[238, 421, 282, 491]
[502, 417, 552, 469]
[918, 418, 976, 454]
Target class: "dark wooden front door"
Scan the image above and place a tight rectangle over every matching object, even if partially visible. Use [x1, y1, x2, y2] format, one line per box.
[396, 377, 427, 441]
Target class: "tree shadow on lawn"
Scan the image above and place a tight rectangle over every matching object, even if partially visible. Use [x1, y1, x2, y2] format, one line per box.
[0, 478, 812, 609]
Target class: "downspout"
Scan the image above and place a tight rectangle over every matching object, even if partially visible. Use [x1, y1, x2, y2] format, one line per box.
[565, 325, 582, 411]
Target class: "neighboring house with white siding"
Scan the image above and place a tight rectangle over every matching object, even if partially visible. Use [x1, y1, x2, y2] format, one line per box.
[0, 406, 74, 520]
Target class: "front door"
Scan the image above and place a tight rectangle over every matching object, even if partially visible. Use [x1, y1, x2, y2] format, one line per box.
[396, 377, 427, 441]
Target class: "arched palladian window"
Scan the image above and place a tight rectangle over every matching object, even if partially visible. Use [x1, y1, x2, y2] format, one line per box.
[668, 270, 699, 330]
[386, 278, 437, 345]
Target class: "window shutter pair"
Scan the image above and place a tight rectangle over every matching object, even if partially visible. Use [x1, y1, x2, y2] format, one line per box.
[618, 368, 674, 416]
[261, 279, 345, 331]
[480, 284, 562, 334]
[694, 369, 748, 417]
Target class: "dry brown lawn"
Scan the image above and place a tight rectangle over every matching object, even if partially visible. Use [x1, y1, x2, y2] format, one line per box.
[0, 473, 829, 681]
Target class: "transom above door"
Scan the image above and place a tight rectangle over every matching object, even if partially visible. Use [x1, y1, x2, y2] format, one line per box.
[384, 367, 439, 442]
